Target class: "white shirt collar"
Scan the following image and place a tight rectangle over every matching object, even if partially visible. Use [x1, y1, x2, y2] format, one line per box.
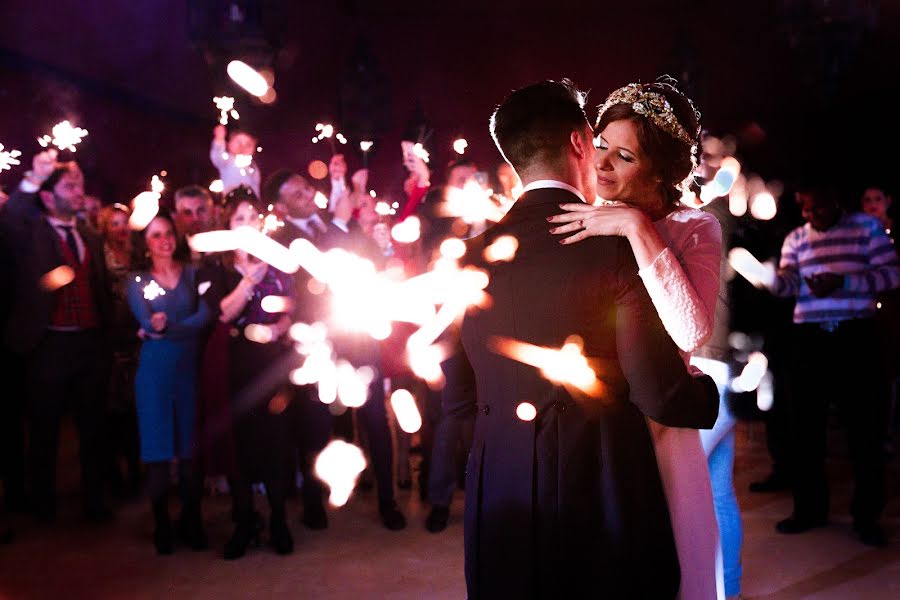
[46, 215, 78, 228]
[521, 180, 587, 204]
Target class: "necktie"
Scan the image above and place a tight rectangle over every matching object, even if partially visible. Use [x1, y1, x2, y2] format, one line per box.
[57, 224, 81, 263]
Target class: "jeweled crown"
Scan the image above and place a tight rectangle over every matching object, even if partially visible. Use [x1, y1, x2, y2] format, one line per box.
[596, 82, 701, 151]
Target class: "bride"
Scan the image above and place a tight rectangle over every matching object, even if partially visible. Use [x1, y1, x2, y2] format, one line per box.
[549, 80, 739, 600]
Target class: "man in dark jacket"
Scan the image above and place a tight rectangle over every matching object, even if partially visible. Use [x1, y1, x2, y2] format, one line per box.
[443, 80, 719, 599]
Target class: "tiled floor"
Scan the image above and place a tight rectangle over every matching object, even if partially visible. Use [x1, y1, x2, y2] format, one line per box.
[0, 421, 897, 599]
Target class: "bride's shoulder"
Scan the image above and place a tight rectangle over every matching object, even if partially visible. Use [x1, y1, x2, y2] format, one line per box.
[664, 207, 721, 239]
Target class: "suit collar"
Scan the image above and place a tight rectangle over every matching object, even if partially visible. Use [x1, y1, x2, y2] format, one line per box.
[521, 180, 586, 204]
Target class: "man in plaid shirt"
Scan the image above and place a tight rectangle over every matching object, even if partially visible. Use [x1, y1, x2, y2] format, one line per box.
[766, 186, 899, 547]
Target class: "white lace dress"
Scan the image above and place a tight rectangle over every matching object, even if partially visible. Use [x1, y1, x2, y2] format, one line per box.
[638, 207, 724, 600]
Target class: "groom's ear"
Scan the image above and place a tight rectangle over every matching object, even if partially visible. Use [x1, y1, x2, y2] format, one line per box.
[569, 128, 589, 160]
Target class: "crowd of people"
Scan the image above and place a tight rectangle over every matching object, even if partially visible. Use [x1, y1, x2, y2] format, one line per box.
[0, 77, 897, 600]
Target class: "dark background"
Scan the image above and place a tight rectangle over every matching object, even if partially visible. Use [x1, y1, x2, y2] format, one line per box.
[1, 0, 897, 208]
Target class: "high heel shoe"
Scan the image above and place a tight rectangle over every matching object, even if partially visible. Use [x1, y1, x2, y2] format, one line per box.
[269, 516, 294, 555]
[223, 518, 261, 560]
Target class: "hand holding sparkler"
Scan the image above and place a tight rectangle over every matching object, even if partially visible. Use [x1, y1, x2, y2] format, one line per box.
[350, 168, 369, 194]
[728, 247, 776, 289]
[213, 124, 227, 143]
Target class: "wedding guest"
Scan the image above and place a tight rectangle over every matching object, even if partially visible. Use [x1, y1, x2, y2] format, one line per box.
[211, 125, 261, 197]
[173, 185, 214, 263]
[98, 204, 141, 497]
[764, 186, 899, 547]
[3, 162, 112, 523]
[128, 211, 211, 554]
[201, 190, 295, 559]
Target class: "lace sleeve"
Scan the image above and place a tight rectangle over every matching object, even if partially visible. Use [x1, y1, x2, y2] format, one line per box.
[638, 212, 722, 353]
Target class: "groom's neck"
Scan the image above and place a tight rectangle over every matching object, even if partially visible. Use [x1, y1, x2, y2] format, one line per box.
[519, 164, 583, 196]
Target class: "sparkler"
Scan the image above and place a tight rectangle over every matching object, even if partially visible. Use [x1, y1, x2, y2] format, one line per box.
[209, 179, 224, 193]
[749, 192, 777, 220]
[142, 279, 166, 301]
[314, 440, 367, 507]
[129, 191, 161, 231]
[314, 191, 329, 210]
[0, 144, 22, 172]
[360, 140, 373, 168]
[731, 351, 768, 393]
[483, 235, 518, 263]
[727, 248, 776, 289]
[412, 143, 430, 163]
[39, 265, 75, 291]
[312, 123, 346, 154]
[440, 181, 509, 225]
[260, 295, 293, 313]
[453, 138, 468, 155]
[391, 216, 421, 244]
[37, 120, 88, 152]
[189, 226, 300, 274]
[440, 238, 467, 260]
[516, 402, 537, 422]
[390, 389, 422, 433]
[213, 96, 240, 125]
[226, 60, 269, 97]
[488, 335, 605, 397]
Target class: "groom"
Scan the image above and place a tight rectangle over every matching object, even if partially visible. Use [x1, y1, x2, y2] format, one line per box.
[441, 79, 719, 599]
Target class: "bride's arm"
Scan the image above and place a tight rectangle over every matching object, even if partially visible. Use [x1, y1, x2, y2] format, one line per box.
[550, 204, 722, 352]
[631, 212, 722, 352]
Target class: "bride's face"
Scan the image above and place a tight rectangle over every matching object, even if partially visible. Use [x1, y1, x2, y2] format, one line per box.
[594, 119, 662, 211]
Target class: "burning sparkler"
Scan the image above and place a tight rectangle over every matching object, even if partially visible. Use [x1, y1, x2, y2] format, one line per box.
[37, 120, 88, 152]
[0, 144, 22, 172]
[412, 143, 430, 164]
[314, 440, 367, 507]
[360, 140, 373, 167]
[226, 60, 269, 97]
[727, 248, 776, 289]
[213, 96, 240, 125]
[488, 335, 604, 397]
[453, 138, 468, 155]
[390, 389, 422, 433]
[142, 279, 166, 301]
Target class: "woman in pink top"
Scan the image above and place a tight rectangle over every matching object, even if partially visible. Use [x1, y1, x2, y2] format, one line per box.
[549, 81, 736, 600]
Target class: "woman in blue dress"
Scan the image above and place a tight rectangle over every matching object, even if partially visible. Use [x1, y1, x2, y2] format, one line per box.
[127, 210, 211, 555]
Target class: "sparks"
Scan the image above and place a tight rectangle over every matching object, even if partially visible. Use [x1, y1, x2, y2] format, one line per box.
[453, 138, 468, 155]
[488, 335, 604, 397]
[390, 389, 422, 433]
[359, 140, 374, 152]
[213, 96, 240, 125]
[412, 143, 430, 163]
[0, 144, 22, 172]
[142, 280, 166, 301]
[37, 120, 88, 152]
[314, 440, 367, 507]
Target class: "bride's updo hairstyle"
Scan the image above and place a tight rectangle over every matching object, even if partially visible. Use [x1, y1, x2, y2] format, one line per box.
[595, 79, 701, 207]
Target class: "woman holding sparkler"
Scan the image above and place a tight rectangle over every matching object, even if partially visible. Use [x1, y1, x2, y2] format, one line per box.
[549, 81, 740, 600]
[200, 189, 295, 559]
[127, 210, 211, 555]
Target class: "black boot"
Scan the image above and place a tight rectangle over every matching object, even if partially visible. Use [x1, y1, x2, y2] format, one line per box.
[224, 514, 261, 560]
[176, 507, 208, 551]
[152, 499, 174, 555]
[269, 512, 294, 555]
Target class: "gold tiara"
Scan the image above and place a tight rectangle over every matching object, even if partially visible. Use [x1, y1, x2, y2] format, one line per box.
[596, 83, 701, 150]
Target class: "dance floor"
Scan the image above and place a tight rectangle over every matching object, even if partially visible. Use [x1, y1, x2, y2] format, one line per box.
[0, 420, 898, 599]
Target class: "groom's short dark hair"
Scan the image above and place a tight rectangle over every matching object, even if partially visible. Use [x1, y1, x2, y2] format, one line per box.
[490, 79, 589, 172]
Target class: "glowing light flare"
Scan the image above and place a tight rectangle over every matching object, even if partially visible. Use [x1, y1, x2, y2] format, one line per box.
[440, 181, 509, 224]
[0, 144, 22, 172]
[375, 201, 393, 216]
[749, 192, 777, 221]
[336, 362, 374, 408]
[39, 265, 75, 291]
[150, 174, 165, 194]
[727, 248, 776, 289]
[142, 280, 166, 301]
[314, 440, 366, 507]
[392, 216, 421, 243]
[213, 96, 240, 125]
[516, 402, 537, 422]
[244, 324, 274, 344]
[359, 140, 374, 152]
[314, 191, 329, 210]
[312, 123, 336, 144]
[128, 191, 161, 230]
[407, 343, 447, 387]
[484, 235, 518, 263]
[390, 389, 422, 433]
[453, 138, 468, 155]
[440, 238, 467, 260]
[732, 352, 769, 393]
[261, 213, 284, 235]
[234, 154, 253, 169]
[756, 371, 774, 412]
[208, 179, 224, 193]
[197, 281, 212, 296]
[37, 120, 88, 152]
[412, 143, 430, 163]
[336, 133, 347, 145]
[260, 295, 293, 313]
[189, 227, 300, 274]
[488, 335, 604, 397]
[226, 60, 269, 97]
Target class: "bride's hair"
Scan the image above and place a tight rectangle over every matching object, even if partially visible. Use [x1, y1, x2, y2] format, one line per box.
[595, 81, 700, 207]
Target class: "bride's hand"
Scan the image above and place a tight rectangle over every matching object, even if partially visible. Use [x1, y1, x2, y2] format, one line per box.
[547, 203, 647, 244]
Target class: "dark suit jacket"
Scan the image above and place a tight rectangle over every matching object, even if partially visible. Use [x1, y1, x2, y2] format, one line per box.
[2, 200, 112, 354]
[443, 187, 719, 599]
